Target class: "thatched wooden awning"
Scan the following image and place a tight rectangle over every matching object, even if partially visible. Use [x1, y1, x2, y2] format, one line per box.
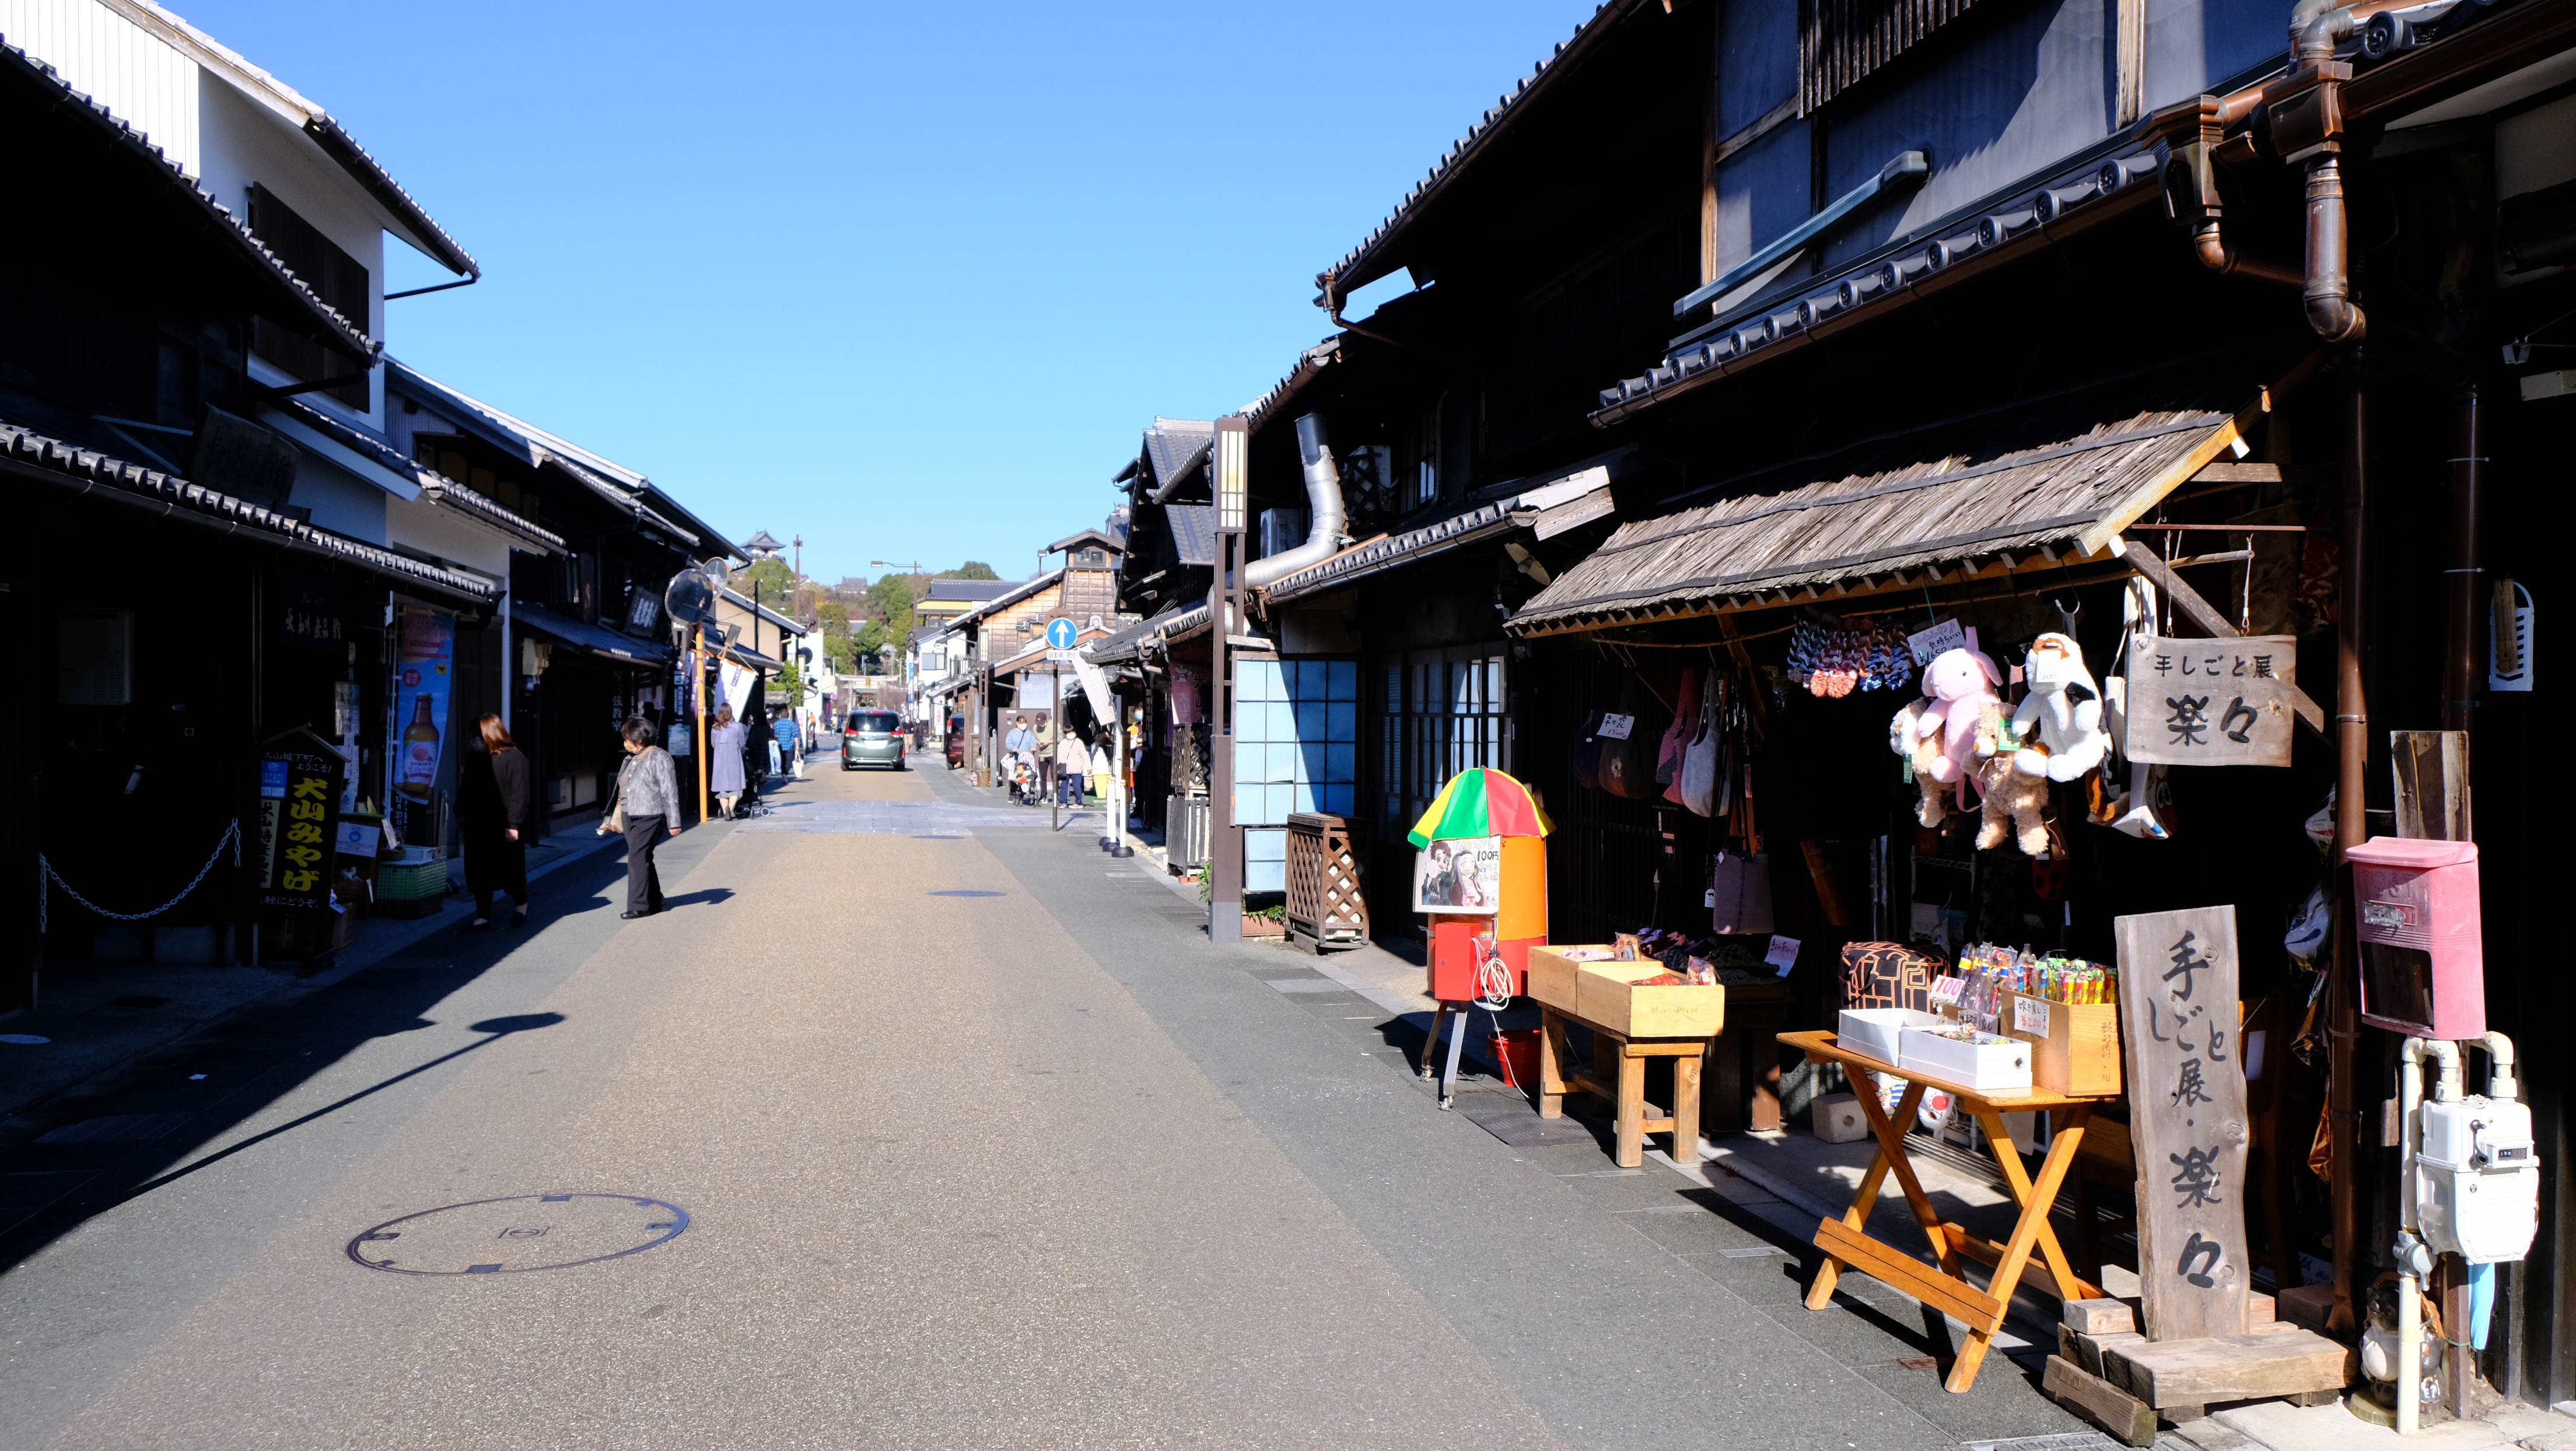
[1508, 353, 2323, 637]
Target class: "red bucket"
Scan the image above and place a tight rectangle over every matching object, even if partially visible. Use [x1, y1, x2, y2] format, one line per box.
[1490, 1029, 1542, 1090]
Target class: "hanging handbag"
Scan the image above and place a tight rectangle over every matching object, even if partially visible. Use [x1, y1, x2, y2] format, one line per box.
[599, 762, 628, 836]
[1709, 849, 1774, 934]
[1678, 689, 1720, 816]
[1656, 668, 1698, 790]
[1602, 674, 1669, 800]
[1573, 707, 1607, 792]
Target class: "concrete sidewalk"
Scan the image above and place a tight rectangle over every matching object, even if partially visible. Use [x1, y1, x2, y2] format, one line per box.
[0, 822, 624, 1127]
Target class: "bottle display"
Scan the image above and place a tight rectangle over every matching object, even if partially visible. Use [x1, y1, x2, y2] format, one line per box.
[399, 693, 440, 800]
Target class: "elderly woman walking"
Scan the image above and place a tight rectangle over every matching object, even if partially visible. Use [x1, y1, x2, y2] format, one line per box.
[709, 702, 747, 819]
[610, 714, 682, 918]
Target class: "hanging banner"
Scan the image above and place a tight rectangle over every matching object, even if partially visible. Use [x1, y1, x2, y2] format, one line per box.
[1412, 835, 1502, 914]
[2119, 636, 2297, 768]
[393, 609, 455, 804]
[256, 732, 345, 915]
[720, 661, 757, 719]
[2115, 904, 2250, 1340]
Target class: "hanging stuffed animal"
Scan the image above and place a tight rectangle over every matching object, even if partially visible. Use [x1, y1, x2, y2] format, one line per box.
[1975, 752, 2051, 856]
[2011, 632, 2109, 783]
[1912, 637, 2005, 812]
[1890, 696, 1951, 826]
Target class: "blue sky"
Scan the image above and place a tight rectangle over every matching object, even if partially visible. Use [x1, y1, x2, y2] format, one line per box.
[169, 1, 1603, 587]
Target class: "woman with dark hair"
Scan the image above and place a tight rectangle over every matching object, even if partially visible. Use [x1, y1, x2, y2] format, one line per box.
[459, 714, 533, 930]
[612, 714, 682, 918]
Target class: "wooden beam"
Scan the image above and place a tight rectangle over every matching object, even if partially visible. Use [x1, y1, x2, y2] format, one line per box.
[2045, 1355, 2158, 1448]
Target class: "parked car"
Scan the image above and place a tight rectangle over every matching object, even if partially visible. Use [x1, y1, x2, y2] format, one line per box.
[842, 710, 906, 771]
[944, 713, 967, 769]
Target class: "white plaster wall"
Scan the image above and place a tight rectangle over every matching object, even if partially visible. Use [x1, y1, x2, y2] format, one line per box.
[386, 495, 510, 582]
[288, 453, 387, 544]
[198, 77, 387, 422]
[0, 0, 198, 172]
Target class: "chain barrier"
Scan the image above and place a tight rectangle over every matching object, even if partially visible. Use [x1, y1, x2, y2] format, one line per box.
[39, 819, 241, 935]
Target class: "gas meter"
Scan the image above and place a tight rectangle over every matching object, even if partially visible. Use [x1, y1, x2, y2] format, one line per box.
[2415, 1094, 2539, 1264]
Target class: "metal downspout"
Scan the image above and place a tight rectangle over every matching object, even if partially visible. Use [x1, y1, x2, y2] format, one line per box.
[2329, 362, 2369, 1337]
[1241, 413, 1351, 590]
[2293, 4, 2368, 341]
[2444, 387, 2483, 731]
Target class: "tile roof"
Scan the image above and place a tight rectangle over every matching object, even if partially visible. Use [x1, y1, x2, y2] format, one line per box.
[1, 416, 496, 604]
[1, 40, 374, 359]
[1140, 419, 1213, 500]
[384, 358, 735, 555]
[269, 397, 563, 553]
[1512, 355, 2320, 636]
[300, 114, 478, 278]
[1312, 1, 1649, 310]
[1592, 141, 2168, 425]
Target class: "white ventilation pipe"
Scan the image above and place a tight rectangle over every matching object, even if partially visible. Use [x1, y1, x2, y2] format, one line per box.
[1243, 413, 1349, 588]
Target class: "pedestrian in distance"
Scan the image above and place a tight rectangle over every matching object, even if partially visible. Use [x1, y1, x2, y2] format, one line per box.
[709, 702, 747, 819]
[774, 709, 803, 780]
[607, 714, 681, 918]
[459, 713, 531, 930]
[1056, 729, 1088, 807]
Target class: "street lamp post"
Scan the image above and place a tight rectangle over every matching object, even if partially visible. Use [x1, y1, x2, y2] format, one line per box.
[1207, 415, 1248, 945]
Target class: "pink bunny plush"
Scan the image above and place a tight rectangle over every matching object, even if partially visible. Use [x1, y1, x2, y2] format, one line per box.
[1912, 636, 2004, 811]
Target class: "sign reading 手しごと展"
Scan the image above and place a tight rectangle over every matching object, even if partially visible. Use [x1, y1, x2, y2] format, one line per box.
[2120, 636, 2295, 769]
[2114, 904, 2249, 1341]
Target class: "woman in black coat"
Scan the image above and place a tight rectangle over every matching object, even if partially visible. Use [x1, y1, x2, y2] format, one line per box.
[460, 713, 534, 929]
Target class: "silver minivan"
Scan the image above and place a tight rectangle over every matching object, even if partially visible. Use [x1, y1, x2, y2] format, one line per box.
[842, 710, 907, 770]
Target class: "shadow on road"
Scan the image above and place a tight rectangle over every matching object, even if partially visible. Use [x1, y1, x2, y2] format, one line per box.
[0, 849, 628, 1275]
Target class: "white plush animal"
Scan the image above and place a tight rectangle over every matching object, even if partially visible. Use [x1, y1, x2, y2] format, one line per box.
[2011, 632, 2109, 783]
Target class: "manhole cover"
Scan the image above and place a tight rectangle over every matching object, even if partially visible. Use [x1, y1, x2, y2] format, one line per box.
[346, 1193, 688, 1275]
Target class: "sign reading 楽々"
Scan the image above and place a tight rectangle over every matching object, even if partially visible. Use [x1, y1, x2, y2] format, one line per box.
[2120, 636, 2296, 768]
[2114, 904, 2250, 1341]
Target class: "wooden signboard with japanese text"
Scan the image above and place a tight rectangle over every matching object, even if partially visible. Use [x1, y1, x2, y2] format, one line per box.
[2115, 905, 2249, 1341]
[2121, 636, 2296, 768]
[256, 732, 345, 915]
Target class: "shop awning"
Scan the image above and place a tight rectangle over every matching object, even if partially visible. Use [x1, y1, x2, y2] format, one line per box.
[512, 601, 671, 667]
[1509, 353, 2324, 636]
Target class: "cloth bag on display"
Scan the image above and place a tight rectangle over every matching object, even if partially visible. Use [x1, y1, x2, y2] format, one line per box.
[1709, 849, 1773, 934]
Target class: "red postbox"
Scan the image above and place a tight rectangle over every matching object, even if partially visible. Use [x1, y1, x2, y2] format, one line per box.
[2348, 836, 2484, 1040]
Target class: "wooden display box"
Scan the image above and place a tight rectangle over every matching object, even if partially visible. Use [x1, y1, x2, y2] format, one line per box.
[2006, 991, 2123, 1095]
[1527, 946, 1726, 1039]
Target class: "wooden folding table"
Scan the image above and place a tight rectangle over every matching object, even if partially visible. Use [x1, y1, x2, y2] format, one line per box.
[1779, 1029, 2115, 1393]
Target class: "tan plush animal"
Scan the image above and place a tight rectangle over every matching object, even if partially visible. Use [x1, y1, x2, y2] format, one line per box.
[1975, 752, 2051, 856]
[1891, 698, 1956, 826]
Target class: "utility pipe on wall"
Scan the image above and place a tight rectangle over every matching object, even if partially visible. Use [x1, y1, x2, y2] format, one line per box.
[2329, 366, 2370, 1337]
[1241, 413, 1350, 590]
[2444, 388, 2484, 731]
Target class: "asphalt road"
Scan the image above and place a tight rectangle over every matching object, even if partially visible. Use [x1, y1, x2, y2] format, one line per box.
[0, 747, 2085, 1450]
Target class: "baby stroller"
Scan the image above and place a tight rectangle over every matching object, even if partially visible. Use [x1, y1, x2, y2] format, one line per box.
[1006, 753, 1040, 805]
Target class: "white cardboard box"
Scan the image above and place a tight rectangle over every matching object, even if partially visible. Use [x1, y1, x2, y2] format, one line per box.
[1895, 1026, 2034, 1092]
[1836, 1008, 1944, 1066]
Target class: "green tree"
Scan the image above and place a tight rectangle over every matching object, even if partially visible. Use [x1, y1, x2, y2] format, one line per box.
[823, 633, 855, 674]
[937, 561, 999, 580]
[740, 556, 796, 601]
[866, 574, 916, 640]
[818, 598, 849, 635]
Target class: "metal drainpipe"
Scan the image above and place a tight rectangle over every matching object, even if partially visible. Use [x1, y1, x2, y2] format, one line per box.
[2329, 361, 2369, 1337]
[2293, 4, 2368, 341]
[2444, 387, 2484, 731]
